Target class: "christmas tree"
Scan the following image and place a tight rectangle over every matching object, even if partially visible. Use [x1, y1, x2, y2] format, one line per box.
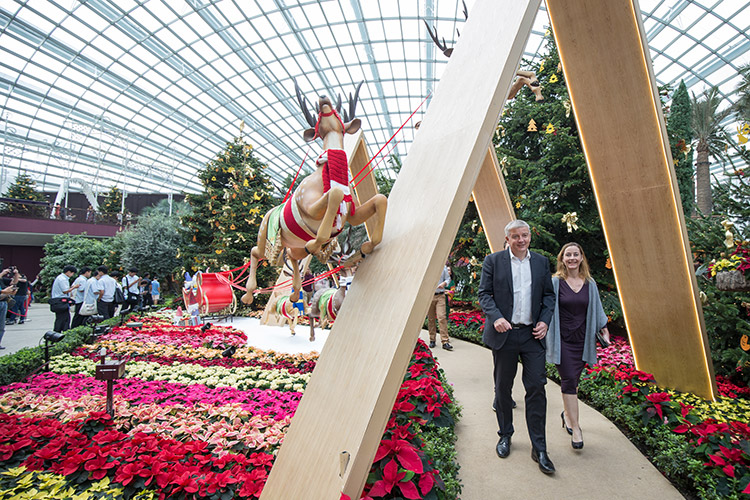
[181, 127, 275, 287]
[1, 173, 47, 216]
[99, 186, 124, 214]
[491, 30, 621, 319]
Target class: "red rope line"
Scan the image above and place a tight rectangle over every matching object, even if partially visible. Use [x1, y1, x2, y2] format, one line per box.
[352, 139, 400, 189]
[283, 145, 311, 203]
[351, 91, 431, 184]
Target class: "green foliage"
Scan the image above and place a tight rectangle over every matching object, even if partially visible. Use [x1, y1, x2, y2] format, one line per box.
[734, 64, 750, 123]
[39, 234, 108, 291]
[140, 198, 192, 217]
[99, 186, 124, 215]
[0, 321, 115, 386]
[667, 80, 695, 216]
[119, 214, 182, 282]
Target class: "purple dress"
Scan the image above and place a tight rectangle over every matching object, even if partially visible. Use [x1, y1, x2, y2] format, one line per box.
[557, 280, 589, 394]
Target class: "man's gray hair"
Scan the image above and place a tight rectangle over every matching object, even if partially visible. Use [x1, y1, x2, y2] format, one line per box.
[504, 219, 530, 237]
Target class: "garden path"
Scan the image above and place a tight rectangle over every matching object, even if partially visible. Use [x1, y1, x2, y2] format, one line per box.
[417, 330, 686, 500]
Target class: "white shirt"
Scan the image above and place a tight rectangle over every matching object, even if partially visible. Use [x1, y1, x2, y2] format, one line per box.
[510, 250, 533, 325]
[123, 274, 140, 294]
[51, 273, 71, 299]
[83, 276, 99, 304]
[95, 274, 117, 302]
[72, 275, 88, 303]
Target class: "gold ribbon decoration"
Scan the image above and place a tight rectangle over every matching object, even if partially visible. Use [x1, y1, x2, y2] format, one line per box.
[738, 123, 749, 145]
[561, 212, 579, 233]
[721, 219, 735, 248]
[500, 156, 509, 176]
[562, 100, 571, 118]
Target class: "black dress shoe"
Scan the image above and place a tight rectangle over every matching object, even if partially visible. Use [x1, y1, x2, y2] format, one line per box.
[429, 341, 436, 348]
[531, 448, 556, 474]
[496, 436, 511, 458]
[572, 428, 584, 449]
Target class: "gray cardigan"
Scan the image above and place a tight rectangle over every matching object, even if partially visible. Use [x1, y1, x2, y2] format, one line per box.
[546, 277, 609, 366]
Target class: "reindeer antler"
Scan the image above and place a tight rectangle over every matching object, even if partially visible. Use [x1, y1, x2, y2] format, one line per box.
[423, 20, 453, 58]
[343, 81, 364, 123]
[294, 79, 317, 128]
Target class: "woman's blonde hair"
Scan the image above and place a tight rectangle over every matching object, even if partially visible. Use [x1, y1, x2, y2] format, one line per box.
[554, 242, 591, 280]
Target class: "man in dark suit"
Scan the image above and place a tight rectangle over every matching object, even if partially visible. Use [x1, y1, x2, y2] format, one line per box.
[478, 219, 556, 474]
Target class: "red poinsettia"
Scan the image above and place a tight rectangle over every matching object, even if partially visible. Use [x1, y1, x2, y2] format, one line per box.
[373, 439, 423, 474]
[367, 459, 420, 499]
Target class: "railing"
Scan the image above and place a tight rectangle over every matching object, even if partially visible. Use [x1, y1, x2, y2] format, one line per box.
[0, 198, 134, 226]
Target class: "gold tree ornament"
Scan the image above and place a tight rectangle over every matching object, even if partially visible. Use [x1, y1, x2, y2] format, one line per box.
[738, 123, 749, 144]
[549, 74, 559, 83]
[721, 219, 735, 248]
[500, 156, 509, 176]
[545, 122, 556, 134]
[527, 119, 538, 132]
[741, 335, 750, 351]
[562, 211, 579, 232]
[240, 120, 245, 134]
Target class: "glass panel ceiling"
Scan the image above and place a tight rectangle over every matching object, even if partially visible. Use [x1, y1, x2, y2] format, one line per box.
[1, 0, 748, 197]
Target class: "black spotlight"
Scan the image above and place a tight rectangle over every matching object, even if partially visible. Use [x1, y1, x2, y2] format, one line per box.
[42, 331, 65, 371]
[221, 345, 237, 358]
[201, 322, 212, 332]
[44, 331, 65, 343]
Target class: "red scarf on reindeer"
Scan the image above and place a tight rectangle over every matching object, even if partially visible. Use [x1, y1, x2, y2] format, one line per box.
[318, 149, 354, 231]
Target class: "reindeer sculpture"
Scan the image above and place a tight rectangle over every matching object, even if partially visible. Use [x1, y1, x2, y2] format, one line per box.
[424, 2, 544, 101]
[269, 288, 305, 337]
[240, 82, 387, 305]
[309, 271, 354, 340]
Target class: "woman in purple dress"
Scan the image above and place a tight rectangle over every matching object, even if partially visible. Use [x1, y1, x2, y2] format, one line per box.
[546, 243, 610, 450]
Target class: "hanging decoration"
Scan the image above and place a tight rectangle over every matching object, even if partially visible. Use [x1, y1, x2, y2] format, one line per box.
[545, 123, 556, 134]
[721, 219, 735, 248]
[562, 100, 571, 118]
[741, 334, 750, 351]
[738, 123, 750, 144]
[527, 119, 538, 132]
[561, 212, 579, 232]
[549, 74, 559, 83]
[499, 156, 509, 176]
[538, 60, 545, 74]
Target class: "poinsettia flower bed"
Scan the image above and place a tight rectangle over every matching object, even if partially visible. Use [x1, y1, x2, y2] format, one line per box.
[0, 317, 460, 499]
[578, 338, 750, 497]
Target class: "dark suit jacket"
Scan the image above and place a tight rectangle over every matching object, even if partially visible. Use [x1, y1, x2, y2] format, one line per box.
[478, 249, 555, 350]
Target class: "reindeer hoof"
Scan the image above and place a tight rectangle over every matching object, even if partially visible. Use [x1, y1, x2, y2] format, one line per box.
[310, 335, 315, 342]
[240, 293, 254, 305]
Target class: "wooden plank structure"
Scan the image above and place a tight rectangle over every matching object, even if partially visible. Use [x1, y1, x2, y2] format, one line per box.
[260, 1, 542, 498]
[473, 146, 516, 252]
[547, 0, 717, 399]
[261, 0, 718, 497]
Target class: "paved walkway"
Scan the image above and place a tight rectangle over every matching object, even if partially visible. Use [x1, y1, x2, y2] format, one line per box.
[1, 302, 56, 356]
[419, 330, 685, 499]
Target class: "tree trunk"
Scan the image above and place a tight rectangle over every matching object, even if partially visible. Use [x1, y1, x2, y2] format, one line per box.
[695, 146, 712, 214]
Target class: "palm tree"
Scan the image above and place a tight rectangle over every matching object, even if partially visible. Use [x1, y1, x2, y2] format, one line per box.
[691, 87, 731, 215]
[735, 64, 750, 122]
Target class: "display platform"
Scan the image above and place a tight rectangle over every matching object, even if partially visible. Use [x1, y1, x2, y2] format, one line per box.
[214, 317, 329, 355]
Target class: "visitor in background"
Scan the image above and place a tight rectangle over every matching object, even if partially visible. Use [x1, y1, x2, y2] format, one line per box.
[122, 267, 140, 310]
[140, 273, 152, 307]
[478, 219, 556, 474]
[151, 276, 160, 306]
[427, 261, 453, 351]
[51, 265, 78, 332]
[10, 272, 29, 324]
[111, 270, 124, 316]
[94, 266, 116, 319]
[546, 242, 610, 451]
[1, 267, 18, 326]
[0, 268, 20, 349]
[29, 274, 39, 303]
[86, 205, 94, 222]
[70, 267, 92, 328]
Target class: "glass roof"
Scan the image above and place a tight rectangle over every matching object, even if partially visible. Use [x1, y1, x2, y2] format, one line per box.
[1, 0, 748, 197]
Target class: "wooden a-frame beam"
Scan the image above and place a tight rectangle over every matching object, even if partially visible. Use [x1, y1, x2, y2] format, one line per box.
[259, 1, 541, 498]
[547, 0, 717, 399]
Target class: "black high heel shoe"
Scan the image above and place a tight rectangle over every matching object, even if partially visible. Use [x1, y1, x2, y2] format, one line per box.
[560, 411, 573, 435]
[572, 428, 584, 450]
